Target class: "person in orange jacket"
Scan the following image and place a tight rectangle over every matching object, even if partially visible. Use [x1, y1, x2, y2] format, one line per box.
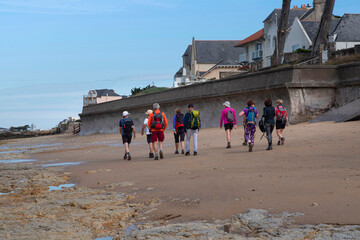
[147, 103, 168, 160]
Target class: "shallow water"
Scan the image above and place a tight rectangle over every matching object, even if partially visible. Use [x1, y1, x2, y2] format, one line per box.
[0, 191, 14, 196]
[42, 162, 83, 167]
[48, 184, 75, 191]
[94, 237, 113, 240]
[125, 224, 138, 234]
[0, 150, 24, 154]
[0, 159, 37, 164]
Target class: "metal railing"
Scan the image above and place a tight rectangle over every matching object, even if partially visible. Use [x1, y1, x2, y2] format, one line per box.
[252, 50, 263, 60]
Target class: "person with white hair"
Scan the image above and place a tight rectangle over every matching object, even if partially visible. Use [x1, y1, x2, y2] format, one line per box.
[147, 103, 168, 160]
[220, 101, 237, 148]
[141, 109, 154, 158]
[119, 111, 136, 160]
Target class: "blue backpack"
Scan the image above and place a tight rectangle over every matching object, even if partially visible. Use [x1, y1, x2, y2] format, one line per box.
[246, 107, 256, 125]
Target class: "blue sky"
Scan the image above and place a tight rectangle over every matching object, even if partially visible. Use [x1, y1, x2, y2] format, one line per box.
[1, 0, 358, 129]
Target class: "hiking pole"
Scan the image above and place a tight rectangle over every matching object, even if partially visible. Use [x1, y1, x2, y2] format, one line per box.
[260, 132, 268, 140]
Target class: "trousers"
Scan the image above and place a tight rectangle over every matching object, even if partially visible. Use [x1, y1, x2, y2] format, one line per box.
[186, 129, 198, 152]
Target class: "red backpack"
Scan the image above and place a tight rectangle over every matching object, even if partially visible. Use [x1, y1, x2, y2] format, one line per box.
[151, 112, 165, 130]
[276, 106, 287, 123]
[175, 113, 184, 131]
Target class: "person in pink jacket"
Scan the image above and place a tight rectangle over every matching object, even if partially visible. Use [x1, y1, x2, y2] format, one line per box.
[220, 101, 237, 148]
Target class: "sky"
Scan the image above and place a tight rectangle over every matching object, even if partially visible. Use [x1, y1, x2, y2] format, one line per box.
[0, 0, 358, 129]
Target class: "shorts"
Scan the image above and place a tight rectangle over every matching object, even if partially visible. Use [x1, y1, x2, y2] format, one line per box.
[174, 130, 185, 143]
[224, 123, 234, 131]
[151, 131, 165, 142]
[276, 119, 286, 130]
[122, 134, 132, 144]
[146, 134, 152, 144]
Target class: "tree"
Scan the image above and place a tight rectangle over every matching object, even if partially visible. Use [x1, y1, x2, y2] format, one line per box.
[310, 0, 336, 57]
[272, 0, 291, 65]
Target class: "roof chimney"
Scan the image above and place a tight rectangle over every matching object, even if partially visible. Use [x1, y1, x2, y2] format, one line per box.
[313, 0, 326, 21]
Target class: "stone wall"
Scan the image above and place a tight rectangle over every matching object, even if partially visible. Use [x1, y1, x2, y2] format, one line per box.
[79, 64, 360, 135]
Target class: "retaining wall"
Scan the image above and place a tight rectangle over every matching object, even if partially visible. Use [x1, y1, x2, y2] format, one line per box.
[79, 63, 360, 135]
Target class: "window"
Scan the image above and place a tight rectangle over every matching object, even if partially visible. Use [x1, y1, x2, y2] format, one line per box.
[256, 43, 262, 50]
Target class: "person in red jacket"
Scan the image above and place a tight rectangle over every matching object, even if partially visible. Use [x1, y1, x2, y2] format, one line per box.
[147, 103, 168, 160]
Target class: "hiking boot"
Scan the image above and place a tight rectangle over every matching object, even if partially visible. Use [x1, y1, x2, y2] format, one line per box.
[281, 137, 285, 145]
[249, 143, 253, 152]
[181, 149, 185, 154]
[149, 153, 154, 158]
[266, 143, 272, 150]
[123, 153, 127, 160]
[226, 142, 231, 149]
[127, 153, 132, 161]
[159, 150, 164, 159]
[154, 155, 159, 160]
[277, 141, 281, 145]
[175, 150, 179, 154]
[242, 141, 247, 146]
[194, 152, 197, 156]
[185, 152, 190, 156]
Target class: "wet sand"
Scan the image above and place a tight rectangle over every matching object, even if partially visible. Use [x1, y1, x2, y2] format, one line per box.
[31, 121, 360, 225]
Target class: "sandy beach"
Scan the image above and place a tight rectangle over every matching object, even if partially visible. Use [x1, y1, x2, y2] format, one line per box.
[1, 121, 360, 239]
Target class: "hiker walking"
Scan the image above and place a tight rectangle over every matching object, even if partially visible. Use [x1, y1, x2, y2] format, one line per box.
[275, 99, 288, 145]
[220, 101, 237, 149]
[173, 108, 185, 154]
[147, 103, 168, 160]
[184, 104, 201, 156]
[262, 99, 275, 150]
[119, 111, 136, 160]
[141, 109, 154, 158]
[239, 100, 258, 152]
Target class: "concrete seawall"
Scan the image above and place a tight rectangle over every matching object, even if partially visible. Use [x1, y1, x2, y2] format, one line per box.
[79, 63, 360, 135]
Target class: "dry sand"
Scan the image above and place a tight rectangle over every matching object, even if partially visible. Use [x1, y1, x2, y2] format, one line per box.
[29, 121, 360, 226]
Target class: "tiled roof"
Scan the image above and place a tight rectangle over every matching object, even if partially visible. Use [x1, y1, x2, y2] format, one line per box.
[174, 67, 183, 78]
[195, 40, 244, 64]
[301, 18, 341, 42]
[182, 45, 192, 66]
[234, 29, 264, 47]
[332, 14, 360, 42]
[95, 89, 120, 97]
[264, 8, 309, 29]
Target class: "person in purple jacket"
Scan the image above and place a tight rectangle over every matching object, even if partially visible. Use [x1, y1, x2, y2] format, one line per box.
[220, 101, 237, 149]
[239, 100, 259, 152]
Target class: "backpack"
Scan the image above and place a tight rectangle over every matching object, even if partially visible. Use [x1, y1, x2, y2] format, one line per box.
[190, 110, 200, 130]
[123, 119, 133, 134]
[246, 107, 256, 125]
[226, 109, 235, 123]
[175, 113, 184, 131]
[151, 112, 165, 130]
[276, 106, 287, 123]
[258, 117, 266, 133]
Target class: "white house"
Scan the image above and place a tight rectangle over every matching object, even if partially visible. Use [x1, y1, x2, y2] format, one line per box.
[235, 29, 265, 65]
[329, 14, 360, 51]
[285, 14, 360, 54]
[83, 89, 125, 107]
[284, 17, 340, 53]
[263, 6, 310, 67]
[262, 0, 331, 67]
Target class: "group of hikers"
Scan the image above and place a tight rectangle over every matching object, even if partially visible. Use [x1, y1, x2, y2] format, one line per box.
[119, 99, 288, 160]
